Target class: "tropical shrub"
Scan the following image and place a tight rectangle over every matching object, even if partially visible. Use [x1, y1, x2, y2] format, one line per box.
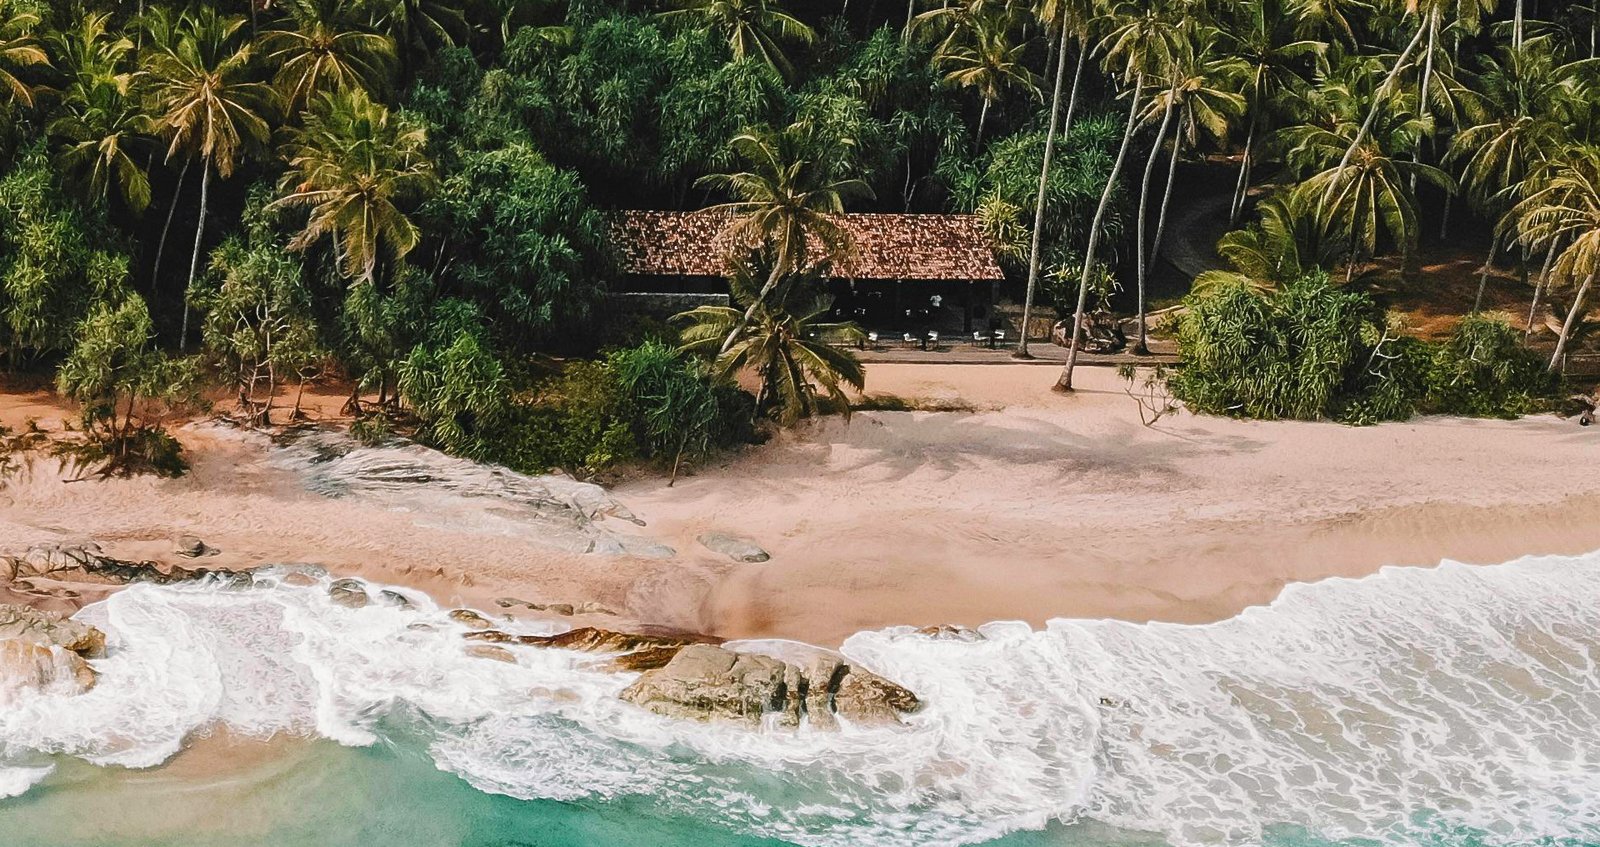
[1172, 275, 1560, 424]
[1425, 313, 1556, 418]
[1169, 272, 1426, 423]
[54, 295, 196, 477]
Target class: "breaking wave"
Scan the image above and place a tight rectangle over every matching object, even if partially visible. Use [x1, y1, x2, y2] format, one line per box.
[1, 551, 1598, 847]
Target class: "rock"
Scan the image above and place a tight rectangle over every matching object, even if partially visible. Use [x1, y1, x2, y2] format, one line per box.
[0, 605, 107, 703]
[327, 579, 369, 609]
[620, 644, 788, 727]
[1, 544, 245, 587]
[915, 624, 985, 642]
[802, 655, 845, 732]
[0, 605, 105, 657]
[833, 666, 921, 727]
[377, 590, 413, 610]
[281, 571, 320, 588]
[449, 609, 493, 630]
[616, 640, 919, 730]
[174, 535, 218, 558]
[465, 644, 517, 664]
[610, 645, 685, 672]
[0, 641, 96, 701]
[574, 601, 617, 616]
[544, 603, 575, 617]
[696, 532, 770, 563]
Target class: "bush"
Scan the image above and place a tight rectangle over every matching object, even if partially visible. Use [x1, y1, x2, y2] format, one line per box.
[1170, 275, 1557, 424]
[1170, 272, 1421, 423]
[1424, 313, 1555, 417]
[399, 337, 754, 479]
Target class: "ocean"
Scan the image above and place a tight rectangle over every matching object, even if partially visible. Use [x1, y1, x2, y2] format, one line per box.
[2, 552, 1599, 847]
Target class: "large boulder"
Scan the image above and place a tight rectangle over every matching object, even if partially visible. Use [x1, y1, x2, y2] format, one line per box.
[2, 543, 248, 587]
[619, 643, 920, 729]
[0, 605, 106, 703]
[696, 533, 770, 563]
[620, 644, 788, 727]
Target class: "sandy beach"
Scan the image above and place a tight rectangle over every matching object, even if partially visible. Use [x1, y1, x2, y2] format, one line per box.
[2, 363, 1597, 646]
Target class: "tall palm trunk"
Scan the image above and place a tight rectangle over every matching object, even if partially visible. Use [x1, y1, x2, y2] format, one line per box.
[1320, 23, 1428, 211]
[1060, 39, 1086, 137]
[1514, 0, 1525, 50]
[1057, 74, 1144, 393]
[1550, 272, 1595, 372]
[1146, 123, 1183, 351]
[1527, 242, 1557, 338]
[1017, 24, 1074, 359]
[1472, 230, 1500, 313]
[182, 161, 211, 351]
[1133, 91, 1177, 356]
[152, 156, 192, 290]
[1411, 13, 1438, 199]
[974, 98, 991, 151]
[1229, 111, 1258, 225]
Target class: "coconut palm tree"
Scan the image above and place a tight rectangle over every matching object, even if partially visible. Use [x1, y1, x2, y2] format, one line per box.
[1506, 146, 1600, 370]
[145, 7, 275, 348]
[658, 0, 816, 80]
[1193, 192, 1337, 292]
[1057, 0, 1185, 391]
[675, 270, 865, 424]
[1137, 30, 1245, 351]
[48, 76, 155, 214]
[1282, 101, 1453, 281]
[1016, 0, 1096, 358]
[932, 8, 1040, 148]
[1223, 0, 1324, 223]
[696, 123, 871, 353]
[0, 0, 48, 110]
[263, 0, 398, 114]
[273, 89, 437, 284]
[356, 0, 467, 75]
[1449, 37, 1591, 311]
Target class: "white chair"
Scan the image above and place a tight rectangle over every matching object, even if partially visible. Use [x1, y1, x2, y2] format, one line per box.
[991, 329, 1006, 348]
[927, 331, 939, 349]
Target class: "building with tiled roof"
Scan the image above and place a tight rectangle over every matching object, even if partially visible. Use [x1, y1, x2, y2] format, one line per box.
[608, 210, 1005, 282]
[606, 210, 1007, 333]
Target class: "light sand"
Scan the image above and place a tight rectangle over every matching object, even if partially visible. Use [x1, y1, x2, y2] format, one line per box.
[2, 365, 1597, 646]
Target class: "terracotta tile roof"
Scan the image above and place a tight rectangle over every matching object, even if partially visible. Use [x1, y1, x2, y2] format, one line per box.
[608, 210, 1005, 282]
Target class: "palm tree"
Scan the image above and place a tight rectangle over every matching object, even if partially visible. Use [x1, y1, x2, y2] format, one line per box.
[357, 0, 468, 75]
[696, 123, 871, 353]
[272, 89, 437, 283]
[676, 272, 865, 424]
[1223, 0, 1324, 223]
[145, 7, 275, 348]
[0, 0, 48, 110]
[1016, 0, 1095, 358]
[1507, 146, 1600, 370]
[1283, 103, 1453, 281]
[658, 0, 817, 80]
[932, 8, 1040, 148]
[1057, 1, 1184, 391]
[263, 0, 398, 114]
[1193, 193, 1333, 292]
[1449, 37, 1590, 311]
[49, 77, 155, 214]
[1137, 30, 1245, 352]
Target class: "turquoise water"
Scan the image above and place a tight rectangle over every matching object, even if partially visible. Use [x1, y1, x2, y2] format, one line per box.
[2, 732, 1593, 847]
[0, 730, 1106, 847]
[5, 551, 1600, 847]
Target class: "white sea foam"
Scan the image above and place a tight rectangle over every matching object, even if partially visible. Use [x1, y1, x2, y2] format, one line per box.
[2, 555, 1599, 847]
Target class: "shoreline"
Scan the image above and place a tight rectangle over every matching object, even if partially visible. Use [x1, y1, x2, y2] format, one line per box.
[2, 364, 1596, 647]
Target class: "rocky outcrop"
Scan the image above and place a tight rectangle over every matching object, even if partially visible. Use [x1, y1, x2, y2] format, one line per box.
[494, 597, 618, 617]
[696, 532, 770, 563]
[620, 643, 920, 729]
[0, 605, 106, 702]
[173, 535, 219, 558]
[2, 543, 250, 588]
[448, 609, 494, 630]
